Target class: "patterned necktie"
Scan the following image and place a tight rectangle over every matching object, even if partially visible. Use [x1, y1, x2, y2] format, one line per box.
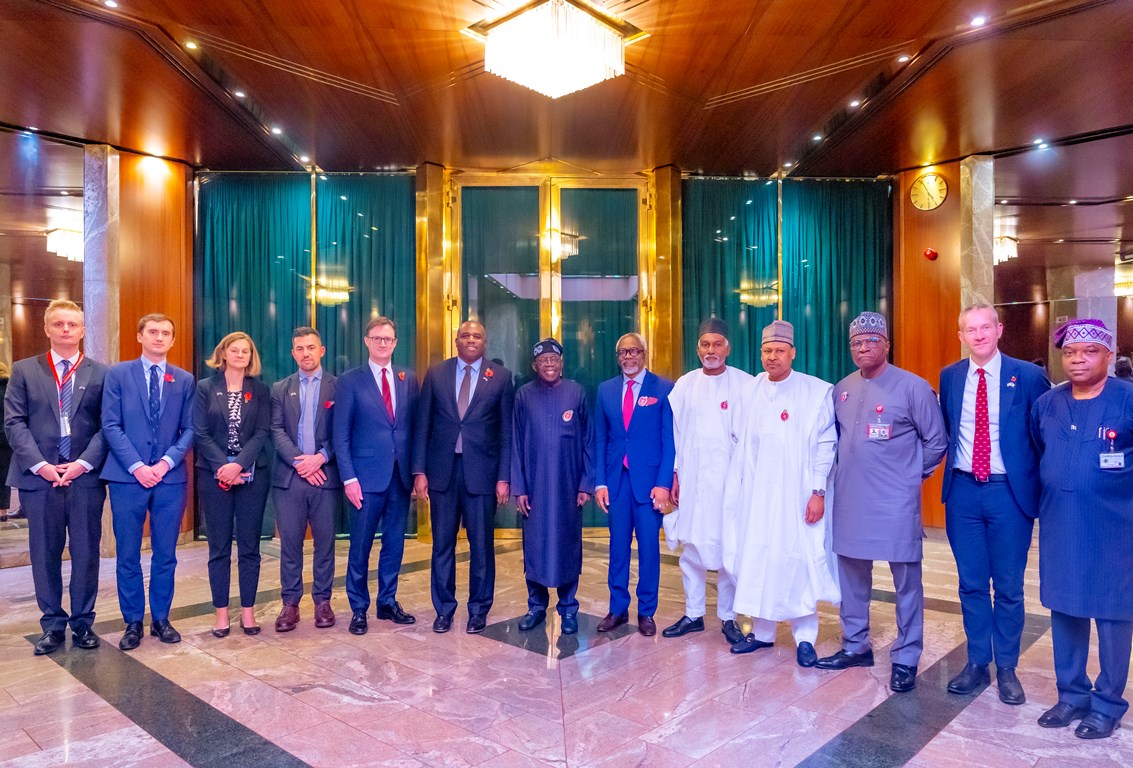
[973, 368, 991, 482]
[622, 379, 635, 468]
[58, 359, 73, 461]
[455, 364, 472, 453]
[381, 368, 394, 420]
[149, 364, 161, 462]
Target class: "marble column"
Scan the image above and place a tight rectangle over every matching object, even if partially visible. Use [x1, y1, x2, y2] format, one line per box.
[959, 156, 995, 309]
[1046, 266, 1078, 383]
[83, 144, 120, 557]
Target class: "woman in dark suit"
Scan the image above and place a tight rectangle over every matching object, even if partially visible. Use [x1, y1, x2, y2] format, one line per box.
[194, 332, 271, 636]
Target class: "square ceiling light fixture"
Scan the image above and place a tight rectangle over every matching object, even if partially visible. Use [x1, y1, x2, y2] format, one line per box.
[463, 0, 647, 99]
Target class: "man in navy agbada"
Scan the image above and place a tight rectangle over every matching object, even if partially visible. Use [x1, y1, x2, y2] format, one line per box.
[511, 338, 592, 635]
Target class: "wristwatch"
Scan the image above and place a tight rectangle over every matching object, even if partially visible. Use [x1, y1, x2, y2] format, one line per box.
[811, 489, 825, 497]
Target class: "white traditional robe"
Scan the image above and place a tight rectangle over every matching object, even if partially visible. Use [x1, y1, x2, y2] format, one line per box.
[724, 370, 840, 620]
[664, 365, 755, 569]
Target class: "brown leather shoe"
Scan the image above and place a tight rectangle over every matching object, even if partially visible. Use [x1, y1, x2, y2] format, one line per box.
[638, 615, 657, 637]
[596, 612, 629, 632]
[275, 604, 300, 632]
[314, 601, 335, 628]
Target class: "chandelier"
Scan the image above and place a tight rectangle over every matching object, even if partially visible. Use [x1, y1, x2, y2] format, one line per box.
[464, 0, 647, 99]
[993, 235, 1018, 265]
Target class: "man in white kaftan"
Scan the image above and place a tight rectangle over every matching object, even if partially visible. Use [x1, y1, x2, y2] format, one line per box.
[661, 318, 753, 646]
[724, 320, 840, 667]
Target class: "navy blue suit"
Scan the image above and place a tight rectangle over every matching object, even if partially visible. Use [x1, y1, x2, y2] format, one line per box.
[4, 353, 108, 633]
[413, 357, 514, 620]
[939, 353, 1049, 668]
[593, 370, 675, 617]
[101, 359, 195, 623]
[334, 363, 417, 613]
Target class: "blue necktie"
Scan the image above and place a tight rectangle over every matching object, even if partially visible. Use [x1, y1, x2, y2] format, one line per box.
[58, 360, 73, 461]
[149, 364, 161, 463]
[299, 376, 317, 455]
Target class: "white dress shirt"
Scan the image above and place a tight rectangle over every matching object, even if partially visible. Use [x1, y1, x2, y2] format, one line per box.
[956, 350, 1006, 475]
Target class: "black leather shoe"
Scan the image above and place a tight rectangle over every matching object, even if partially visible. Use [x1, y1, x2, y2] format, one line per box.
[33, 630, 65, 656]
[211, 627, 230, 638]
[151, 620, 181, 644]
[638, 615, 656, 637]
[432, 614, 452, 634]
[560, 613, 578, 635]
[119, 621, 143, 651]
[996, 667, 1026, 705]
[947, 662, 990, 695]
[1038, 702, 1090, 728]
[797, 642, 818, 667]
[815, 648, 875, 670]
[71, 625, 100, 650]
[890, 663, 918, 692]
[467, 614, 487, 634]
[518, 610, 546, 631]
[596, 612, 629, 632]
[721, 620, 745, 645]
[1075, 711, 1120, 739]
[376, 601, 416, 625]
[349, 610, 368, 635]
[730, 634, 774, 655]
[661, 615, 704, 638]
[240, 620, 261, 636]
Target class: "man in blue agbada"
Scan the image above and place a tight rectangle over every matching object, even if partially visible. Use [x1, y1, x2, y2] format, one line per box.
[1032, 318, 1133, 740]
[511, 338, 593, 635]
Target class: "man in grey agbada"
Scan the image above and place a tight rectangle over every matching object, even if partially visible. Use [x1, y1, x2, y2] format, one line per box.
[815, 311, 947, 693]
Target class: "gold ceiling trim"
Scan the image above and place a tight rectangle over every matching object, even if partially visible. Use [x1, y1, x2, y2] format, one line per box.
[462, 0, 648, 44]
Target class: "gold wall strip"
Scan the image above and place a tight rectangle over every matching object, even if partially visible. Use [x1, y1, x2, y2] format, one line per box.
[650, 165, 682, 379]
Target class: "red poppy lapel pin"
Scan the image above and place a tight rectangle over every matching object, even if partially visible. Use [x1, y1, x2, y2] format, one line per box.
[243, 391, 252, 403]
[398, 371, 406, 381]
[1007, 375, 1017, 389]
[164, 372, 174, 383]
[721, 401, 728, 410]
[637, 396, 658, 407]
[324, 400, 334, 409]
[484, 368, 495, 380]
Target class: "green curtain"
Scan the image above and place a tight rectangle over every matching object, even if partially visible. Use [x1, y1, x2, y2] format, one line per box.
[314, 174, 416, 375]
[195, 173, 311, 384]
[680, 179, 778, 374]
[781, 179, 893, 384]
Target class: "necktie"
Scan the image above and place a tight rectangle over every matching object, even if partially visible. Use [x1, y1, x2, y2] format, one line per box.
[149, 364, 161, 462]
[381, 368, 394, 420]
[973, 368, 991, 482]
[622, 379, 636, 468]
[58, 360, 73, 461]
[299, 376, 316, 455]
[455, 364, 472, 453]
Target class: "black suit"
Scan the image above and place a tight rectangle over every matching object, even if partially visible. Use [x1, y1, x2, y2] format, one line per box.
[413, 357, 514, 619]
[270, 371, 340, 606]
[4, 352, 108, 633]
[193, 374, 271, 609]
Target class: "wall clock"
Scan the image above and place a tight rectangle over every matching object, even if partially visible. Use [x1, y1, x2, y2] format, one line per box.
[910, 173, 948, 211]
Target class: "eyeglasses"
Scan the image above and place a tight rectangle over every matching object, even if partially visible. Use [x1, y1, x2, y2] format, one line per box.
[849, 337, 885, 350]
[366, 336, 397, 346]
[617, 348, 644, 358]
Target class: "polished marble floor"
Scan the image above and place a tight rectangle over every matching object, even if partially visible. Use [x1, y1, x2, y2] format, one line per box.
[0, 529, 1130, 767]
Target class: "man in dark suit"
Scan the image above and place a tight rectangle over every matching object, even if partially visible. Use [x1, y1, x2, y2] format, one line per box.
[4, 300, 108, 655]
[101, 313, 195, 650]
[593, 332, 675, 637]
[939, 302, 1050, 703]
[335, 317, 418, 635]
[270, 326, 340, 632]
[413, 320, 514, 634]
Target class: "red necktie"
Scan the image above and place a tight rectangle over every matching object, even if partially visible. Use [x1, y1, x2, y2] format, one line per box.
[622, 379, 635, 468]
[381, 368, 394, 420]
[973, 368, 990, 482]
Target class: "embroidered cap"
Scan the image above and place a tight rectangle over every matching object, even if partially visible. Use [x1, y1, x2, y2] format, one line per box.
[532, 337, 563, 360]
[761, 319, 795, 347]
[849, 311, 888, 340]
[698, 317, 729, 340]
[1053, 318, 1113, 351]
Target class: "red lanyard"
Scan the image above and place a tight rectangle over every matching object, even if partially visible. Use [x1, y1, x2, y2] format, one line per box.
[49, 352, 83, 406]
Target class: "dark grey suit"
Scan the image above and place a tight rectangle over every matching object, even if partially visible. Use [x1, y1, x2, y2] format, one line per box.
[4, 353, 108, 632]
[270, 372, 340, 606]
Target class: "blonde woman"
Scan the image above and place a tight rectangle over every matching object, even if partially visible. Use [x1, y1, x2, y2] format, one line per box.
[194, 332, 271, 636]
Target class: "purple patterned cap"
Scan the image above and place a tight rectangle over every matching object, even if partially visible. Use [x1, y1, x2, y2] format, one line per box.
[1053, 318, 1113, 351]
[849, 311, 888, 340]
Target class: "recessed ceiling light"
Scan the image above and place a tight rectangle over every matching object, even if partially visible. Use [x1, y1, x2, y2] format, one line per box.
[233, 90, 246, 98]
[783, 161, 793, 168]
[971, 16, 987, 27]
[1032, 138, 1043, 145]
[897, 55, 910, 63]
[849, 99, 861, 108]
[299, 155, 310, 163]
[185, 41, 198, 50]
[60, 191, 69, 196]
[999, 199, 1008, 204]
[1038, 143, 1049, 149]
[812, 134, 823, 142]
[1068, 200, 1077, 205]
[271, 126, 282, 135]
[104, 0, 118, 7]
[27, 126, 37, 131]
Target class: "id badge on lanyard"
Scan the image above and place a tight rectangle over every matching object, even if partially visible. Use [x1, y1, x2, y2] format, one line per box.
[867, 404, 890, 440]
[1100, 427, 1125, 470]
[51, 353, 83, 437]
